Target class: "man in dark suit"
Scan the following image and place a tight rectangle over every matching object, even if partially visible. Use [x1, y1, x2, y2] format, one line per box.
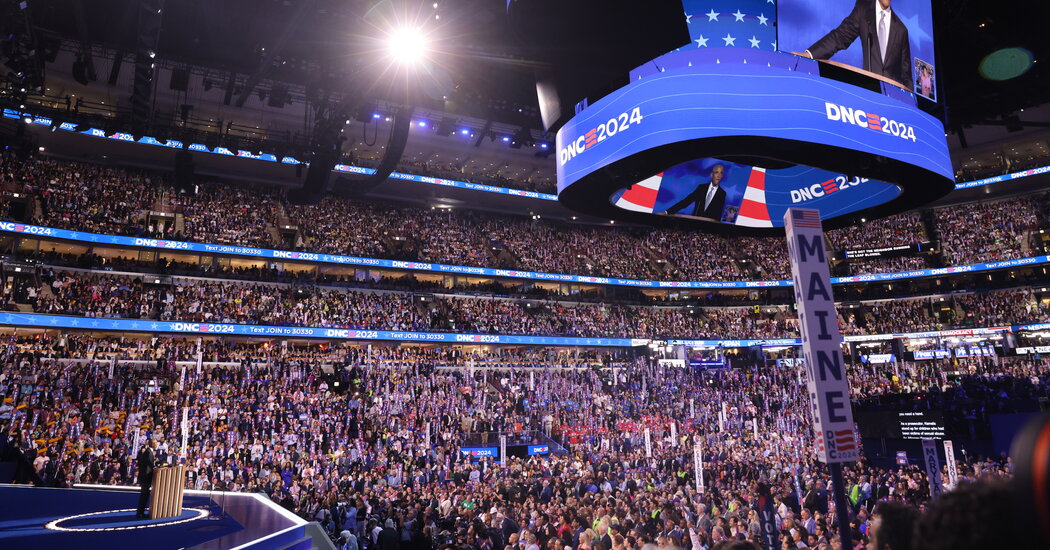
[803, 0, 913, 90]
[665, 164, 727, 220]
[136, 439, 157, 519]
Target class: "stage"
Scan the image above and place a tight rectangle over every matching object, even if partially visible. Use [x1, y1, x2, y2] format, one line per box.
[0, 484, 333, 550]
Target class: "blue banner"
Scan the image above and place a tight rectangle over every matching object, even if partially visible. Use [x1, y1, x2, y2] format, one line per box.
[913, 349, 950, 360]
[0, 311, 1034, 348]
[459, 447, 498, 457]
[527, 444, 551, 455]
[669, 324, 1014, 348]
[953, 165, 1050, 190]
[2, 221, 1050, 290]
[0, 312, 637, 347]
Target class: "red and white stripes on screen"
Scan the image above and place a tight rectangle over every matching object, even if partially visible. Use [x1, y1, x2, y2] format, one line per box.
[614, 173, 663, 213]
[735, 167, 772, 227]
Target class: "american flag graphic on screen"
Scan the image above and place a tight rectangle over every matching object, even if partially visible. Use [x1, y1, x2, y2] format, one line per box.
[682, 0, 778, 51]
[614, 173, 664, 213]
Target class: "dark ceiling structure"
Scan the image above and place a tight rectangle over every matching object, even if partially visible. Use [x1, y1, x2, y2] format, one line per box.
[16, 0, 543, 125]
[3, 0, 1049, 157]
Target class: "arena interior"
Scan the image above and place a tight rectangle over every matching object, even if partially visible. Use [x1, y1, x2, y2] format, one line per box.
[0, 1, 1049, 550]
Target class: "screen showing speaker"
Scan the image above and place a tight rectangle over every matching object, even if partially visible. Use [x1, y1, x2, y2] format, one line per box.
[610, 157, 901, 228]
[778, 0, 938, 101]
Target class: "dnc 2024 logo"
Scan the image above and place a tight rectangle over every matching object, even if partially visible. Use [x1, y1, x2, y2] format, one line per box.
[825, 103, 917, 143]
[790, 175, 870, 204]
[560, 107, 643, 166]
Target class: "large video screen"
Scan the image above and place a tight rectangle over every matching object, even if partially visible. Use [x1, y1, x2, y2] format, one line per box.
[857, 410, 947, 439]
[779, 0, 938, 101]
[610, 158, 901, 228]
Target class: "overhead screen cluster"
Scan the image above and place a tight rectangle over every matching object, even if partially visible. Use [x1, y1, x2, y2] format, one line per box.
[550, 0, 952, 234]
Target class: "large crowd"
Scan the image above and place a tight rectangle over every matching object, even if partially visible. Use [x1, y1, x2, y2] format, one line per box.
[4, 153, 1049, 285]
[827, 213, 927, 252]
[5, 266, 1050, 341]
[0, 333, 1041, 550]
[2, 71, 1050, 550]
[2, 147, 1049, 550]
[936, 199, 1041, 265]
[2, 266, 1050, 340]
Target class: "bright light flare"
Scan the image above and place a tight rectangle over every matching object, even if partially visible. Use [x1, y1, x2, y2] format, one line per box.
[386, 27, 429, 65]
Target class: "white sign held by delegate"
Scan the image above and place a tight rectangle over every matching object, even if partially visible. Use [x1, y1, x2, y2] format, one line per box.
[785, 208, 858, 463]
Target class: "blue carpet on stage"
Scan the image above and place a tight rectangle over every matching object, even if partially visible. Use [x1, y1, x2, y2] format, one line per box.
[0, 485, 244, 550]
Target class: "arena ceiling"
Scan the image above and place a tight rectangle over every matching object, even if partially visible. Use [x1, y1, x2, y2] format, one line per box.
[21, 0, 1049, 132]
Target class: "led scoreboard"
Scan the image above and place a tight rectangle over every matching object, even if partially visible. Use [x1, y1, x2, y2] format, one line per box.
[548, 1, 952, 234]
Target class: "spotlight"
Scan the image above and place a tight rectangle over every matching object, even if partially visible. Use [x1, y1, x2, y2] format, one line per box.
[539, 143, 549, 149]
[373, 113, 381, 119]
[501, 136, 510, 142]
[460, 128, 470, 136]
[418, 120, 428, 128]
[385, 27, 429, 65]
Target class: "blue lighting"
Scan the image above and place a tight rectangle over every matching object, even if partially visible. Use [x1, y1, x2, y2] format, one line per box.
[502, 136, 510, 142]
[460, 128, 470, 136]
[372, 113, 381, 119]
[540, 143, 548, 149]
[418, 121, 428, 128]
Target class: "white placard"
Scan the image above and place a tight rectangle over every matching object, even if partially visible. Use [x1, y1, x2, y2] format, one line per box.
[694, 443, 704, 493]
[180, 407, 189, 461]
[785, 208, 858, 463]
[644, 427, 652, 457]
[922, 439, 944, 499]
[943, 440, 958, 489]
[132, 427, 141, 457]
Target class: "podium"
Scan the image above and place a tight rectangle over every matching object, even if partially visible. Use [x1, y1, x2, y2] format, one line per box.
[150, 465, 186, 519]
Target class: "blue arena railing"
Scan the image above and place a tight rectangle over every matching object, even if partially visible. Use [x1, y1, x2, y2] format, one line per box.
[0, 312, 639, 347]
[0, 311, 1036, 348]
[1, 221, 1049, 290]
